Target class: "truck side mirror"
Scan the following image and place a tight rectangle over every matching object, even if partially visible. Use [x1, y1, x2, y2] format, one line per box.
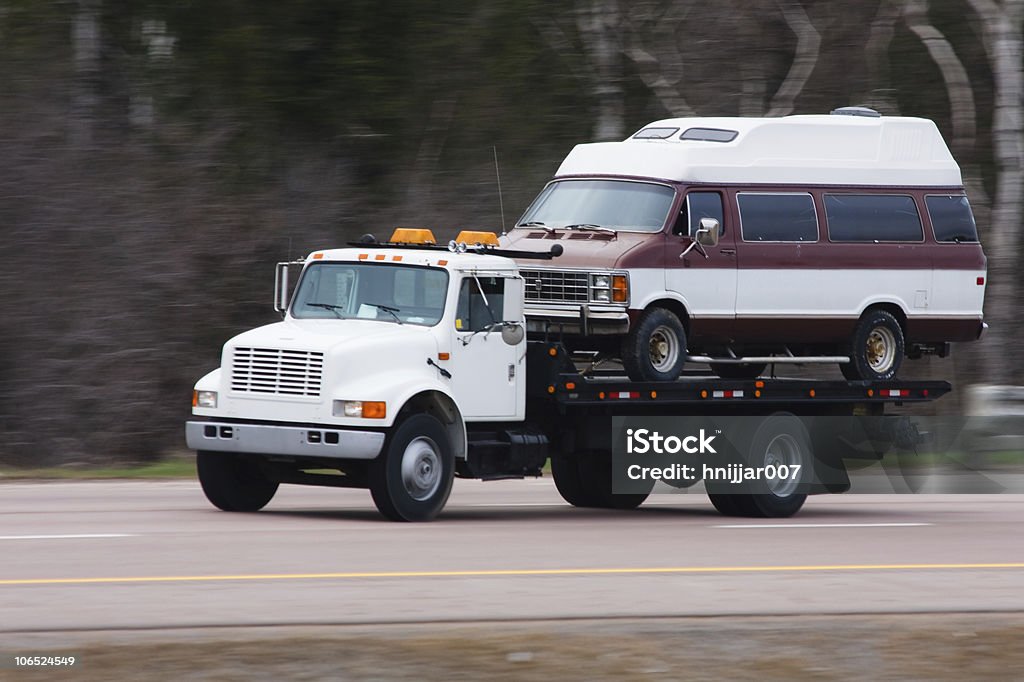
[695, 218, 721, 247]
[503, 276, 524, 322]
[274, 260, 305, 314]
[501, 323, 525, 345]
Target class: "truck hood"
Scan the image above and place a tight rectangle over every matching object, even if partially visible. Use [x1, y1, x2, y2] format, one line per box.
[228, 318, 437, 356]
[504, 228, 650, 268]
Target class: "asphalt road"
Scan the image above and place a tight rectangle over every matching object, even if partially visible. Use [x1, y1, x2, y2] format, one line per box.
[1, 479, 1023, 637]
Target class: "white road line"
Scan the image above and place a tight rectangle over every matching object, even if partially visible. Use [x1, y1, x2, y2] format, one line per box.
[715, 523, 933, 529]
[0, 533, 136, 540]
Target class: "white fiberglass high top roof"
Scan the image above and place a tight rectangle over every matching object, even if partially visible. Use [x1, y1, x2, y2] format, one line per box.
[555, 113, 962, 187]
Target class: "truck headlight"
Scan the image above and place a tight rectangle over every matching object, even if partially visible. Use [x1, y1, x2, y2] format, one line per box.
[193, 390, 218, 408]
[335, 400, 387, 419]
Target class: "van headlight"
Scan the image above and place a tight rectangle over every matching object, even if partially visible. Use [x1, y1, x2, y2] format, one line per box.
[590, 273, 628, 304]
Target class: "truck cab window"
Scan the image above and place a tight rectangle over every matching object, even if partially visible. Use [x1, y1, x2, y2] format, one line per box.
[456, 277, 505, 332]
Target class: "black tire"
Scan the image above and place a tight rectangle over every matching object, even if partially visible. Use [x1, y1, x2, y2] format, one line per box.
[197, 451, 279, 512]
[621, 308, 687, 382]
[551, 454, 598, 507]
[707, 414, 810, 518]
[580, 449, 650, 510]
[841, 309, 905, 381]
[369, 413, 454, 522]
[709, 362, 767, 380]
[552, 450, 650, 509]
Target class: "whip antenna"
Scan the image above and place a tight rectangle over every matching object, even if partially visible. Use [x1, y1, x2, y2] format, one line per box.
[493, 146, 506, 236]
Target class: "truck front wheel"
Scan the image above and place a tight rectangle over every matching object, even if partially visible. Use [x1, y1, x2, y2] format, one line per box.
[197, 451, 279, 512]
[369, 413, 454, 522]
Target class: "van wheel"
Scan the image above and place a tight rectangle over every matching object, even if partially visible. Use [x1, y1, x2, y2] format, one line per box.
[197, 451, 278, 512]
[369, 413, 454, 522]
[622, 308, 687, 381]
[710, 362, 767, 380]
[841, 310, 904, 381]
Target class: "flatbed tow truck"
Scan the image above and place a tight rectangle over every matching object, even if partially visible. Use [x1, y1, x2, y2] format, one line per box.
[186, 230, 949, 521]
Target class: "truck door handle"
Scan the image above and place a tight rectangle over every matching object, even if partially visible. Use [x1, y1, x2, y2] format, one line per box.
[719, 248, 736, 256]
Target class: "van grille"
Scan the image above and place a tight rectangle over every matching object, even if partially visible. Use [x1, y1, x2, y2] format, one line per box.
[520, 269, 590, 303]
[231, 347, 324, 398]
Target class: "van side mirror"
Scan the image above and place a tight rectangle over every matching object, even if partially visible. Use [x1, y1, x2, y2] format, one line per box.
[695, 218, 721, 247]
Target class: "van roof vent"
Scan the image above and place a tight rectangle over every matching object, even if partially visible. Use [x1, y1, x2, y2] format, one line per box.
[830, 106, 882, 118]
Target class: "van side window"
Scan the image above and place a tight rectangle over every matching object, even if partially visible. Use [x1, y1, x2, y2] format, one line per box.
[926, 195, 980, 243]
[676, 192, 724, 237]
[455, 277, 505, 332]
[824, 194, 923, 242]
[737, 193, 818, 242]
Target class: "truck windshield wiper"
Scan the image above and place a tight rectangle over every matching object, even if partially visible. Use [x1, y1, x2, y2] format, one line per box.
[307, 302, 346, 318]
[564, 223, 617, 235]
[365, 302, 403, 324]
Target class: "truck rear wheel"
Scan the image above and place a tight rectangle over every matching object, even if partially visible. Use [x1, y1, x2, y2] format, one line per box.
[551, 454, 598, 507]
[621, 307, 687, 382]
[197, 451, 279, 512]
[552, 450, 650, 510]
[841, 309, 904, 381]
[706, 414, 810, 518]
[369, 413, 454, 522]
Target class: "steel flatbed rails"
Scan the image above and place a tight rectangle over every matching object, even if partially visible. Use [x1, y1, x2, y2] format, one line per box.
[526, 342, 951, 414]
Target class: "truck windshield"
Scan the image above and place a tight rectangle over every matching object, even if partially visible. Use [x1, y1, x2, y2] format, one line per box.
[291, 262, 449, 326]
[516, 179, 675, 233]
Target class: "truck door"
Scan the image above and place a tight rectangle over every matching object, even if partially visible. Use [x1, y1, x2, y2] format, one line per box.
[450, 274, 521, 420]
[665, 190, 738, 337]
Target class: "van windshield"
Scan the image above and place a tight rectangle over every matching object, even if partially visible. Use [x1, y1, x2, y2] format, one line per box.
[291, 262, 448, 326]
[516, 179, 675, 233]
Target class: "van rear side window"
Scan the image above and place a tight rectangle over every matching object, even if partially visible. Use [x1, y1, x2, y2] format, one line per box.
[824, 194, 923, 242]
[926, 195, 980, 243]
[737, 193, 818, 242]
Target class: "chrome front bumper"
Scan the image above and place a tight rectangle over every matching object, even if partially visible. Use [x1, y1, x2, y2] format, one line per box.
[185, 421, 385, 460]
[524, 304, 630, 335]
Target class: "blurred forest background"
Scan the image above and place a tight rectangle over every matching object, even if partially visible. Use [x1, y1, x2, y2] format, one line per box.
[0, 0, 1020, 465]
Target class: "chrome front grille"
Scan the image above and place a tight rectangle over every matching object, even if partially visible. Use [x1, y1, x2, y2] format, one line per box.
[520, 269, 590, 303]
[231, 347, 324, 398]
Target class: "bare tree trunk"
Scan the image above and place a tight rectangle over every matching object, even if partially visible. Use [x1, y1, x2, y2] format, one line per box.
[622, 1, 698, 117]
[70, 0, 101, 148]
[765, 0, 821, 116]
[577, 0, 625, 140]
[864, 0, 903, 114]
[966, 0, 1024, 383]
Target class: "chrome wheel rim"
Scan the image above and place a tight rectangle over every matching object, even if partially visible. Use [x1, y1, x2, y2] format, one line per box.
[866, 326, 897, 374]
[400, 437, 442, 501]
[648, 325, 680, 373]
[764, 433, 802, 497]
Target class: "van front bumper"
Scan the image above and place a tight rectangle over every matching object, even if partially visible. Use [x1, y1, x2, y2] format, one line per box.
[185, 421, 385, 460]
[524, 304, 630, 336]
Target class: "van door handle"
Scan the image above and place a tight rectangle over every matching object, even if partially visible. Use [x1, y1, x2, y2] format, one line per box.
[719, 248, 736, 256]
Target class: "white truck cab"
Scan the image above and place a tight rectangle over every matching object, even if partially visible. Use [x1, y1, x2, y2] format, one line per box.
[187, 230, 550, 520]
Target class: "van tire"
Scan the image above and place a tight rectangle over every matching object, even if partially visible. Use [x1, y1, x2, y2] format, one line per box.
[369, 413, 454, 522]
[710, 362, 767, 380]
[197, 451, 278, 512]
[622, 308, 687, 382]
[842, 310, 904, 381]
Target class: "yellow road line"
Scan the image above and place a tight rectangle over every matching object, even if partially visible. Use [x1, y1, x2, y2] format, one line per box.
[2, 563, 1024, 586]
